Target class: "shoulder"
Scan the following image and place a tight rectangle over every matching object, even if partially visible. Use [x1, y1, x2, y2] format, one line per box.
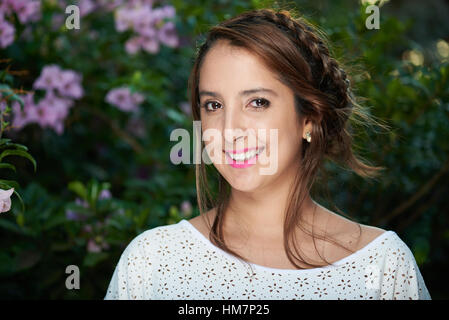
[322, 209, 388, 252]
[123, 221, 189, 257]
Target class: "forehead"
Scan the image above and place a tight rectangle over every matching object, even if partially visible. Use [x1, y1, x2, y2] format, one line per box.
[198, 41, 283, 92]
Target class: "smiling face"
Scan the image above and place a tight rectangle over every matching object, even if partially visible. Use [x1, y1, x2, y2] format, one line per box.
[198, 40, 308, 193]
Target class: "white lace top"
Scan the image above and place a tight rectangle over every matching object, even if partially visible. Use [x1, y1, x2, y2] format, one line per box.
[104, 219, 431, 300]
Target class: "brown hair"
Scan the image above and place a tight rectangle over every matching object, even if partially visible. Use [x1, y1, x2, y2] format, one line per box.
[187, 8, 388, 273]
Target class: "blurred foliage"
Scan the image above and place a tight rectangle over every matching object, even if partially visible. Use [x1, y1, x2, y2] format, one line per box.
[0, 0, 447, 299]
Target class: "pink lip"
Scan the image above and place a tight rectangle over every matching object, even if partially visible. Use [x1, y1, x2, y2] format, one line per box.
[224, 147, 257, 154]
[224, 148, 261, 168]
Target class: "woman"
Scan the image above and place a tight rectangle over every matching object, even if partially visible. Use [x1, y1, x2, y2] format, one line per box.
[104, 8, 431, 300]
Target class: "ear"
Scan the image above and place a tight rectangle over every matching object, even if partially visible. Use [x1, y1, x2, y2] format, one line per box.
[302, 118, 313, 139]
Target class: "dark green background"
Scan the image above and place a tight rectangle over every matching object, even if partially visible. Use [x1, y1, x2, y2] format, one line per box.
[0, 0, 448, 299]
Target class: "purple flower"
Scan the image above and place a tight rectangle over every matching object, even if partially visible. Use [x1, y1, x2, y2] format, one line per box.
[115, 7, 138, 32]
[105, 87, 144, 112]
[157, 21, 179, 48]
[179, 101, 191, 116]
[51, 14, 64, 31]
[0, 18, 15, 48]
[11, 92, 39, 130]
[33, 65, 83, 98]
[87, 238, 102, 253]
[132, 6, 156, 37]
[161, 5, 176, 19]
[27, 65, 83, 134]
[13, 0, 41, 24]
[99, 189, 112, 200]
[125, 36, 142, 55]
[35, 90, 74, 135]
[180, 200, 192, 217]
[33, 65, 63, 91]
[87, 236, 109, 252]
[0, 100, 7, 112]
[65, 198, 89, 221]
[82, 224, 93, 233]
[97, 0, 125, 12]
[78, 0, 96, 17]
[57, 70, 84, 99]
[113, 2, 178, 55]
[141, 34, 159, 53]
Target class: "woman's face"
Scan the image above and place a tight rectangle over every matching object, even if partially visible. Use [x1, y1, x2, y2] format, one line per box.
[198, 40, 307, 193]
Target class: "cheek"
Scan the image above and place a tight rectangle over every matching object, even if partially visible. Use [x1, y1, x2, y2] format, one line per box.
[275, 117, 302, 160]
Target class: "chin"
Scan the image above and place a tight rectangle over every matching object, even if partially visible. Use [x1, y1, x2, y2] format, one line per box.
[218, 165, 265, 193]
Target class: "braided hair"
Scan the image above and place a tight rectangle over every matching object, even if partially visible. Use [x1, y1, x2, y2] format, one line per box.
[189, 8, 387, 271]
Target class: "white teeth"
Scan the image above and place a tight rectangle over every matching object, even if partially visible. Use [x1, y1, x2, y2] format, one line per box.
[227, 148, 263, 161]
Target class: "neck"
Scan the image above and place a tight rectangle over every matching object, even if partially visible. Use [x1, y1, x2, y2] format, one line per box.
[223, 169, 318, 240]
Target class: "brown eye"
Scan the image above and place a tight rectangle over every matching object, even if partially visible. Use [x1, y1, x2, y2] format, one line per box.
[203, 101, 222, 112]
[250, 98, 270, 109]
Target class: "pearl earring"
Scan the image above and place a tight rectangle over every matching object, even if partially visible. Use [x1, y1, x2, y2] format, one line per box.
[306, 131, 311, 143]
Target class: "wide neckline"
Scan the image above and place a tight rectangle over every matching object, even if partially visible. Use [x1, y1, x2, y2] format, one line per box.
[179, 219, 394, 274]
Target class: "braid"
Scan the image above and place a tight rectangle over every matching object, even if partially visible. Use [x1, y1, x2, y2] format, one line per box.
[253, 9, 352, 110]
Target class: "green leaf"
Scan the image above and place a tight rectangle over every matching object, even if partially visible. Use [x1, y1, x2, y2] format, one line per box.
[68, 181, 87, 200]
[0, 138, 12, 146]
[0, 179, 20, 190]
[0, 217, 24, 234]
[0, 163, 16, 172]
[16, 212, 25, 227]
[166, 109, 186, 124]
[88, 179, 100, 205]
[83, 252, 109, 267]
[0, 149, 37, 172]
[3, 142, 29, 151]
[13, 189, 25, 215]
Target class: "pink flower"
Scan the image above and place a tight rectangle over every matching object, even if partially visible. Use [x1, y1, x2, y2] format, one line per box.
[78, 0, 96, 17]
[0, 188, 14, 213]
[87, 236, 109, 252]
[33, 65, 83, 98]
[125, 36, 142, 55]
[161, 5, 176, 19]
[82, 224, 93, 233]
[99, 189, 111, 200]
[180, 200, 192, 217]
[132, 6, 156, 37]
[65, 198, 89, 221]
[13, 0, 41, 24]
[11, 92, 39, 130]
[87, 238, 102, 253]
[51, 14, 65, 31]
[115, 7, 138, 32]
[97, 0, 125, 12]
[105, 87, 144, 112]
[179, 101, 191, 116]
[57, 70, 84, 99]
[113, 2, 178, 55]
[35, 90, 73, 135]
[0, 18, 15, 48]
[157, 21, 179, 48]
[33, 65, 63, 91]
[141, 34, 159, 53]
[24, 65, 83, 135]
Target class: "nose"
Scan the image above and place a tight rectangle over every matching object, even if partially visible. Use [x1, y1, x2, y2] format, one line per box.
[223, 104, 247, 147]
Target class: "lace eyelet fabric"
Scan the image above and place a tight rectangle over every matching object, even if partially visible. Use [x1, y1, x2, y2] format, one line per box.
[104, 219, 431, 300]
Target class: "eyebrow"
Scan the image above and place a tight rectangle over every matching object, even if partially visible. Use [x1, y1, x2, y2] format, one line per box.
[199, 87, 278, 99]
